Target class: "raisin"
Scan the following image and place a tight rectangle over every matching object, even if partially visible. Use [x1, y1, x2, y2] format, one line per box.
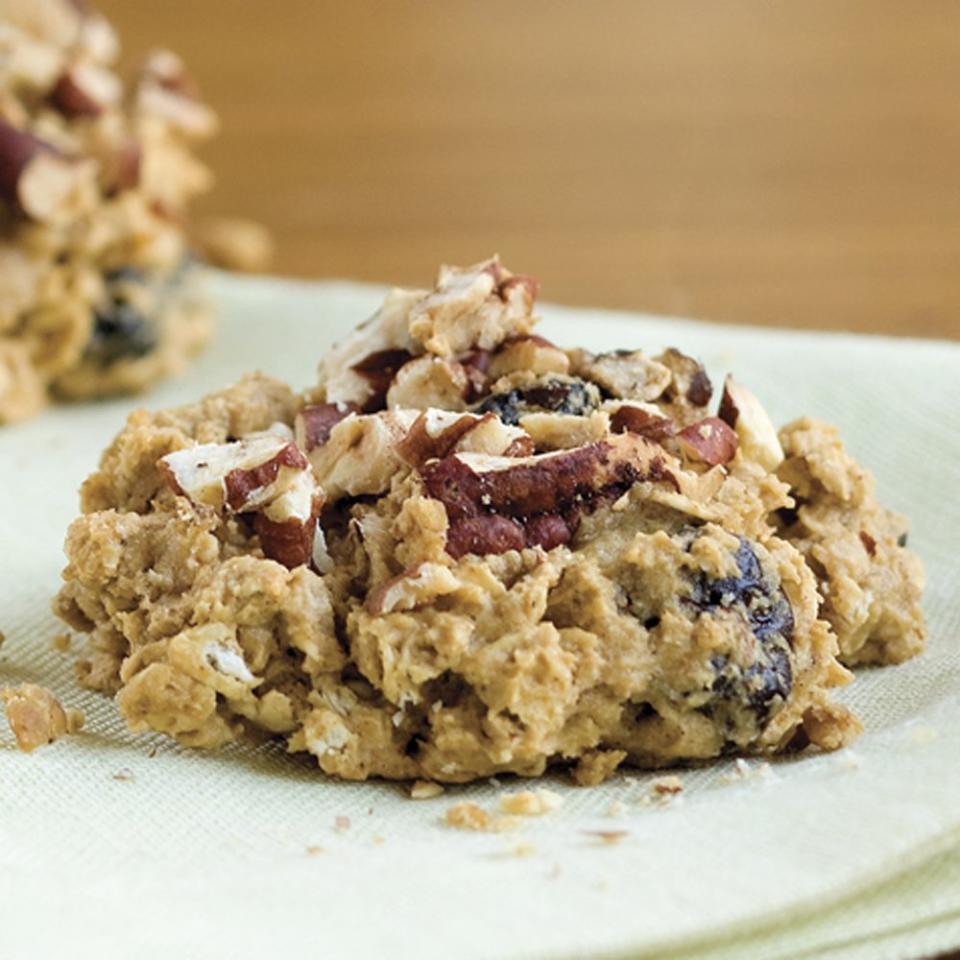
[85, 300, 158, 365]
[897, 532, 909, 547]
[476, 376, 601, 425]
[687, 535, 794, 719]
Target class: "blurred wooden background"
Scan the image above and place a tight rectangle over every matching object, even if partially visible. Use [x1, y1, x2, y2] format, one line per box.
[98, 0, 960, 339]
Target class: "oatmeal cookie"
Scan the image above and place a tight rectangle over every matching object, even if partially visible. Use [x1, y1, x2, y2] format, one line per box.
[55, 256, 924, 783]
[0, 0, 216, 423]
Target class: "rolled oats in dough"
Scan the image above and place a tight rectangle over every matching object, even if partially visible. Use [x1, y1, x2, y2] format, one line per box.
[0, 0, 216, 424]
[54, 257, 925, 783]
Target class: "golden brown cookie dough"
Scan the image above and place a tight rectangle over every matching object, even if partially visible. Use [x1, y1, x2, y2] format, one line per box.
[774, 418, 925, 666]
[55, 257, 924, 783]
[0, 0, 216, 423]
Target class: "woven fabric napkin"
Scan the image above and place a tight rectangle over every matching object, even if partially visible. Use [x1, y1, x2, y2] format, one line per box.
[1, 273, 958, 960]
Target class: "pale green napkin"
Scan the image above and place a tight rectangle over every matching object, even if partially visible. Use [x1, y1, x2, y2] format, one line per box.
[1, 273, 957, 960]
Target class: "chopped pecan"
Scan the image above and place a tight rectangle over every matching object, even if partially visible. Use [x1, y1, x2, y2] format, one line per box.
[160, 436, 308, 512]
[160, 436, 323, 569]
[295, 402, 360, 452]
[0, 119, 95, 223]
[100, 138, 141, 195]
[718, 376, 784, 471]
[656, 348, 713, 407]
[572, 350, 672, 401]
[610, 404, 675, 441]
[50, 63, 121, 118]
[386, 354, 469, 410]
[488, 334, 569, 380]
[137, 50, 217, 138]
[254, 512, 318, 571]
[675, 417, 739, 466]
[458, 347, 492, 400]
[446, 516, 526, 559]
[351, 348, 413, 412]
[420, 435, 680, 557]
[397, 410, 531, 466]
[223, 443, 308, 511]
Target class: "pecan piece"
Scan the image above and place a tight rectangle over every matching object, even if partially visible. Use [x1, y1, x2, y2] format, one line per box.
[0, 119, 95, 223]
[160, 436, 324, 570]
[609, 404, 675, 442]
[160, 436, 308, 512]
[352, 348, 414, 412]
[675, 417, 739, 466]
[420, 434, 680, 557]
[718, 376, 784, 471]
[254, 472, 325, 570]
[50, 63, 121, 118]
[295, 402, 360, 452]
[656, 348, 713, 407]
[572, 350, 672, 401]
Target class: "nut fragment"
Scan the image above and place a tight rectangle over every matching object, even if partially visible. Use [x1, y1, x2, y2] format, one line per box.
[572, 349, 672, 401]
[160, 436, 308, 512]
[50, 62, 122, 118]
[254, 471, 324, 570]
[160, 435, 324, 569]
[675, 417, 739, 466]
[0, 118, 96, 223]
[386, 354, 469, 410]
[488, 335, 570, 380]
[137, 49, 218, 138]
[718, 376, 784, 471]
[1, 684, 83, 752]
[651, 774, 684, 795]
[657, 348, 713, 407]
[609, 403, 675, 441]
[295, 402, 360, 452]
[420, 434, 681, 558]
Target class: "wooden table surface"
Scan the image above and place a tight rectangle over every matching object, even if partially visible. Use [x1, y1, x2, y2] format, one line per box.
[97, 0, 960, 340]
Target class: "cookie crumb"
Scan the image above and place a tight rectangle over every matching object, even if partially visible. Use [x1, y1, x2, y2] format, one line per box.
[65, 708, 85, 733]
[306, 845, 324, 856]
[445, 802, 491, 832]
[444, 802, 521, 833]
[51, 632, 72, 652]
[112, 767, 134, 781]
[509, 841, 537, 858]
[499, 788, 563, 816]
[372, 834, 386, 846]
[583, 829, 628, 845]
[0, 629, 7, 649]
[607, 800, 627, 818]
[651, 775, 684, 795]
[721, 758, 773, 784]
[410, 779, 444, 800]
[1, 684, 81, 752]
[334, 815, 351, 832]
